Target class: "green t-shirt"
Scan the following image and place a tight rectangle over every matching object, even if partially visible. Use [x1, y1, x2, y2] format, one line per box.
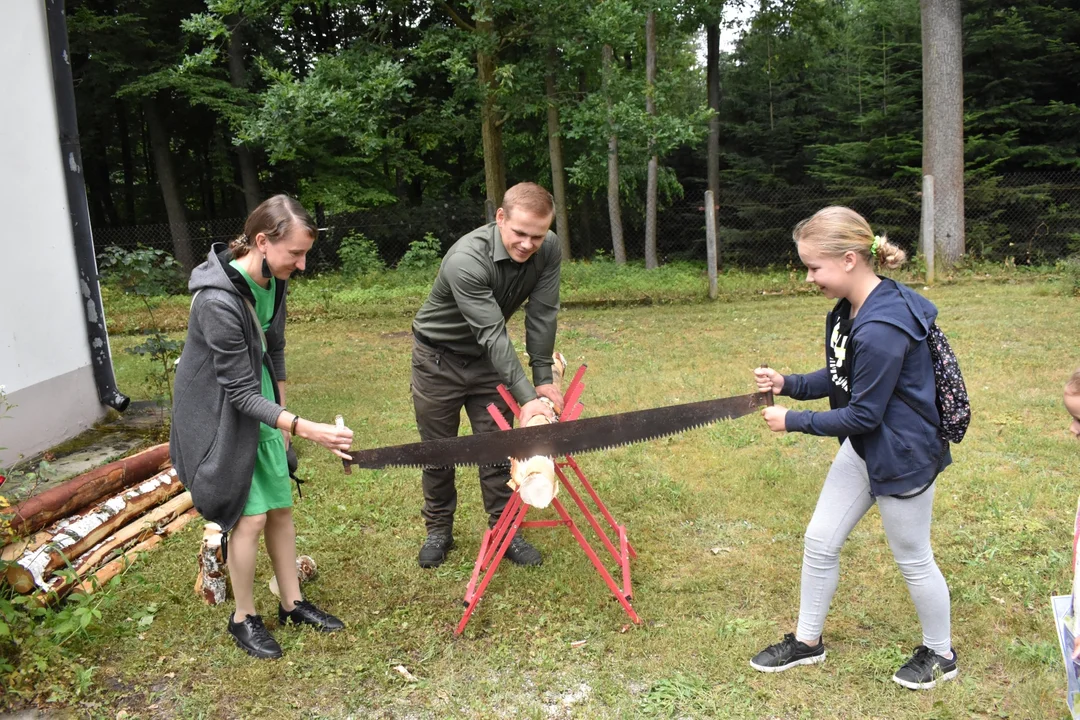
[230, 261, 280, 443]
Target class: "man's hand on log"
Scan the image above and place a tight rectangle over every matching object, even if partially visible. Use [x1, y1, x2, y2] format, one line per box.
[520, 396, 557, 428]
[534, 384, 565, 415]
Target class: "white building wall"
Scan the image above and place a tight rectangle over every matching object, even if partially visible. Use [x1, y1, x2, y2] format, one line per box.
[0, 1, 106, 467]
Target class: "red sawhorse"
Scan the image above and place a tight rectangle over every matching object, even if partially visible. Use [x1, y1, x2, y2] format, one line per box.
[455, 364, 641, 635]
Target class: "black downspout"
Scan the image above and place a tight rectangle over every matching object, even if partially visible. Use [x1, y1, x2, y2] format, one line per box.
[44, 0, 129, 412]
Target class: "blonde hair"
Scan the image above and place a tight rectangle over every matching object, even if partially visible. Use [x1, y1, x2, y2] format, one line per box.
[1066, 368, 1080, 395]
[793, 206, 907, 270]
[229, 194, 317, 259]
[501, 182, 555, 219]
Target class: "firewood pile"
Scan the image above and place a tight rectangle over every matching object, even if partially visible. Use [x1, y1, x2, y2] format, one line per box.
[0, 444, 197, 604]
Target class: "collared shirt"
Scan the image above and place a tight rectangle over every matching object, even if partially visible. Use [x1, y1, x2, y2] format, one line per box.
[412, 222, 561, 403]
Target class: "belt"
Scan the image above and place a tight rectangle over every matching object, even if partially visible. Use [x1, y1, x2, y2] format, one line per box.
[413, 330, 484, 365]
[412, 329, 443, 350]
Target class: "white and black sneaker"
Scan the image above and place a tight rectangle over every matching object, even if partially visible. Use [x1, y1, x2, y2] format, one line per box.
[750, 633, 826, 673]
[892, 646, 958, 690]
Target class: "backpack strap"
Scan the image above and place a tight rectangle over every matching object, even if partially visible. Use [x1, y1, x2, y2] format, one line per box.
[895, 386, 939, 430]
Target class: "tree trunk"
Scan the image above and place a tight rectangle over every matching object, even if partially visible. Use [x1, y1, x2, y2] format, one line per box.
[86, 153, 119, 226]
[579, 191, 596, 257]
[603, 44, 626, 265]
[706, 21, 722, 270]
[2, 444, 170, 542]
[644, 11, 659, 269]
[142, 95, 195, 270]
[116, 100, 136, 223]
[545, 46, 571, 260]
[921, 0, 965, 266]
[477, 13, 507, 210]
[228, 18, 261, 214]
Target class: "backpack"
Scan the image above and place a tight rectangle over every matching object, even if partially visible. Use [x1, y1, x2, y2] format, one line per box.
[899, 323, 971, 444]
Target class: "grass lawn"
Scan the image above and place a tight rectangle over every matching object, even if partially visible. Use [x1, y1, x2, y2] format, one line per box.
[20, 269, 1080, 718]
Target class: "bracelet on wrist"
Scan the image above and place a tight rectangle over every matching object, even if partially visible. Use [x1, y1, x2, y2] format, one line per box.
[290, 414, 300, 435]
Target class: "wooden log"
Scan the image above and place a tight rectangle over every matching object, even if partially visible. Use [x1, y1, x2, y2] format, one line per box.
[195, 522, 228, 605]
[508, 351, 565, 509]
[32, 492, 194, 602]
[553, 351, 566, 390]
[6, 468, 183, 593]
[2, 443, 170, 542]
[1, 528, 55, 563]
[73, 508, 199, 595]
[268, 555, 318, 598]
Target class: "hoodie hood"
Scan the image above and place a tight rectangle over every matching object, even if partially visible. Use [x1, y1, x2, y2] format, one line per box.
[190, 243, 284, 310]
[849, 277, 937, 341]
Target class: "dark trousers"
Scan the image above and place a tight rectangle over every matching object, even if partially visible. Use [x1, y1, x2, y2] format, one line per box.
[410, 338, 515, 534]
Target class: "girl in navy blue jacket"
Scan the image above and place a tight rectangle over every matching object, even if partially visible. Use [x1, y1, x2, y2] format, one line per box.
[749, 206, 956, 690]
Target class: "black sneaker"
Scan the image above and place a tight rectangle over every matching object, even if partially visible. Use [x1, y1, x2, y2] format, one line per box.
[418, 533, 456, 568]
[228, 614, 282, 659]
[892, 646, 958, 690]
[504, 535, 542, 566]
[749, 633, 826, 672]
[279, 599, 344, 632]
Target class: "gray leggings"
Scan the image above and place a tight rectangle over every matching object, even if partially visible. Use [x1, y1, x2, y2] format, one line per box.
[795, 440, 952, 656]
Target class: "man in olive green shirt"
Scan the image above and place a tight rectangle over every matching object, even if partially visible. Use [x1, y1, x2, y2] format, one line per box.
[411, 182, 564, 568]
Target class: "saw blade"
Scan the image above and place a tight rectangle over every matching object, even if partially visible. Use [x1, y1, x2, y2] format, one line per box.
[343, 391, 770, 470]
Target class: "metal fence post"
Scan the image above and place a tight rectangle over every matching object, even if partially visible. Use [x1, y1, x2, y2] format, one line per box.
[704, 190, 719, 299]
[921, 175, 935, 285]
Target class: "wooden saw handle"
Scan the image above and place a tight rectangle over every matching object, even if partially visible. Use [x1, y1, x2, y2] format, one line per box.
[760, 364, 775, 407]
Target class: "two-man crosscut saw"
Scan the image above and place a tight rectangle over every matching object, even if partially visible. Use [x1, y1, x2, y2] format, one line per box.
[342, 390, 773, 472]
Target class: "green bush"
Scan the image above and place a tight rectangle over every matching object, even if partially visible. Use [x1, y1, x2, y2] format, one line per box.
[96, 245, 184, 422]
[97, 245, 185, 296]
[1059, 254, 1080, 296]
[338, 231, 385, 276]
[397, 232, 444, 271]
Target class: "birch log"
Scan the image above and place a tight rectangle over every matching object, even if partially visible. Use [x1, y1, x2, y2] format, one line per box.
[73, 508, 199, 595]
[6, 469, 183, 593]
[32, 492, 193, 602]
[509, 352, 566, 508]
[2, 443, 170, 541]
[1, 528, 55, 564]
[195, 522, 228, 605]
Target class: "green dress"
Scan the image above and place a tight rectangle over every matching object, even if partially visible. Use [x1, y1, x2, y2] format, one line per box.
[230, 261, 292, 516]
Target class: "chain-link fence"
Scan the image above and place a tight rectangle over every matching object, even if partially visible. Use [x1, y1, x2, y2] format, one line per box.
[93, 172, 1080, 272]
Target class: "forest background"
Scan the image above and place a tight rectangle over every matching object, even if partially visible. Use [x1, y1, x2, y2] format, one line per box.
[69, 0, 1080, 271]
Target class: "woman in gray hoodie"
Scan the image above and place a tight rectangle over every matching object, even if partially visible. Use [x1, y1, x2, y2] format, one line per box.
[171, 195, 354, 659]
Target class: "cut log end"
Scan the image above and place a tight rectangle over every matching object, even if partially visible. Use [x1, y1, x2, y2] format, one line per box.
[268, 555, 318, 598]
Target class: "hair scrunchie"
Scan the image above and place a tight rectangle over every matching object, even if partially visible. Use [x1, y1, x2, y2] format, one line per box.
[870, 234, 884, 257]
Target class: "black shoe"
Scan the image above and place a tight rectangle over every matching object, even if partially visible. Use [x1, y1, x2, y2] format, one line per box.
[504, 535, 543, 566]
[892, 646, 958, 690]
[750, 633, 826, 672]
[228, 614, 282, 659]
[418, 533, 456, 568]
[278, 599, 344, 632]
